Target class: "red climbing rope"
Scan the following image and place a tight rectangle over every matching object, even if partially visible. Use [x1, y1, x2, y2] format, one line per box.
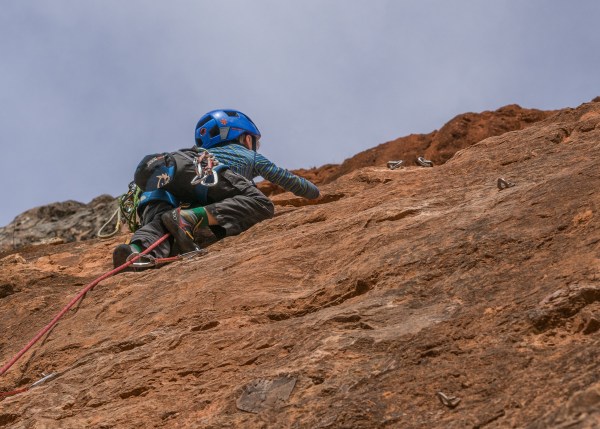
[0, 233, 171, 378]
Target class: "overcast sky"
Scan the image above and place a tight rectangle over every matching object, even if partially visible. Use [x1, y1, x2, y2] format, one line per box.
[1, 1, 598, 227]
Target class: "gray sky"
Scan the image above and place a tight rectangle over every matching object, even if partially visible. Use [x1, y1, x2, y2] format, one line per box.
[1, 0, 598, 227]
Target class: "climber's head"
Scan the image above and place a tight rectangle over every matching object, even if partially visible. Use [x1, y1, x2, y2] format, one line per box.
[195, 109, 261, 151]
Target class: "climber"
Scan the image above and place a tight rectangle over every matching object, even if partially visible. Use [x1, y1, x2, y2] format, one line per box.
[113, 109, 320, 268]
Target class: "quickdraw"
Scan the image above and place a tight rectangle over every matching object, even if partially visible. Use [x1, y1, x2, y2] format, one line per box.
[416, 156, 434, 167]
[126, 248, 207, 269]
[96, 182, 140, 238]
[119, 181, 142, 232]
[387, 160, 404, 170]
[191, 150, 220, 186]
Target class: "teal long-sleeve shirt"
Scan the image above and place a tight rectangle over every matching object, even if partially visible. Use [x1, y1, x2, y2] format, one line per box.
[207, 144, 320, 199]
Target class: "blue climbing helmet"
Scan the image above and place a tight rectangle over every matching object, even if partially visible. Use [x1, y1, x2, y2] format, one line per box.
[194, 109, 261, 150]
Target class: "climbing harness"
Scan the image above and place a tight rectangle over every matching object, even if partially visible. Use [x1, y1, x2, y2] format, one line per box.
[191, 150, 221, 186]
[416, 156, 434, 167]
[0, 232, 203, 397]
[387, 160, 404, 170]
[497, 178, 515, 190]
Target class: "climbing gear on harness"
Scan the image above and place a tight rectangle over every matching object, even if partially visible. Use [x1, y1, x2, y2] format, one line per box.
[161, 208, 202, 254]
[497, 178, 515, 190]
[97, 182, 140, 237]
[387, 160, 404, 170]
[191, 150, 221, 186]
[0, 233, 172, 382]
[195, 109, 261, 150]
[118, 181, 142, 232]
[416, 156, 434, 167]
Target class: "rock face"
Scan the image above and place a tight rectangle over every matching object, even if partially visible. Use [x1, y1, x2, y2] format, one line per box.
[0, 195, 119, 253]
[0, 100, 599, 428]
[258, 104, 554, 196]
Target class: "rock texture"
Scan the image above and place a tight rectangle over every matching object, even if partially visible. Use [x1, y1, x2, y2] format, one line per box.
[258, 104, 554, 196]
[0, 195, 120, 253]
[0, 100, 599, 428]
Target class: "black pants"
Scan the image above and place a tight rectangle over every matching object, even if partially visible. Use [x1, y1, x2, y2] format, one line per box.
[131, 168, 274, 258]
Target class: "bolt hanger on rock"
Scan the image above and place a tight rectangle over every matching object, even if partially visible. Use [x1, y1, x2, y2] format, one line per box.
[497, 178, 515, 190]
[436, 391, 461, 408]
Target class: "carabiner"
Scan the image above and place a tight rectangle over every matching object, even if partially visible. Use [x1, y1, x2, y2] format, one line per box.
[126, 253, 157, 268]
[190, 152, 220, 187]
[200, 170, 219, 186]
[191, 152, 207, 185]
[387, 160, 404, 170]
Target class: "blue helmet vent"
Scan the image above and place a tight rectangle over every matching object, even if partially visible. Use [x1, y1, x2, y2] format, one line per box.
[197, 116, 212, 128]
[208, 125, 220, 138]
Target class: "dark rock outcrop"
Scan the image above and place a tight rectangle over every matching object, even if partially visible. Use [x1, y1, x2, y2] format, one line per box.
[0, 195, 118, 253]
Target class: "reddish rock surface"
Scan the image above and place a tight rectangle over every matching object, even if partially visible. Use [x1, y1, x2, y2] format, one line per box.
[257, 104, 554, 196]
[0, 100, 599, 428]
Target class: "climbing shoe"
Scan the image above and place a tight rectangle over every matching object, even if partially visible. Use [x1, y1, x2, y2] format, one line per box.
[161, 208, 201, 254]
[113, 244, 138, 268]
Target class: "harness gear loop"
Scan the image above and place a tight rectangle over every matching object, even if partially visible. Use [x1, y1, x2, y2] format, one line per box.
[191, 149, 220, 187]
